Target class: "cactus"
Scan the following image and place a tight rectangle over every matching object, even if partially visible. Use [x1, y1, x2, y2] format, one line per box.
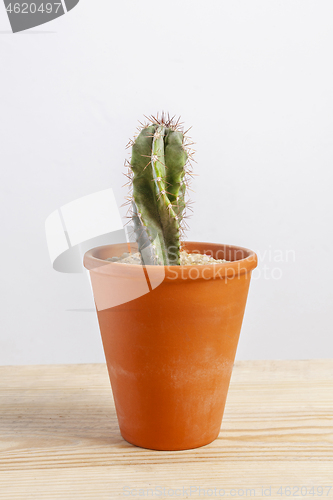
[124, 113, 194, 265]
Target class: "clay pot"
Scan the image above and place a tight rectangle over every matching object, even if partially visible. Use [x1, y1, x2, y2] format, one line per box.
[84, 241, 257, 451]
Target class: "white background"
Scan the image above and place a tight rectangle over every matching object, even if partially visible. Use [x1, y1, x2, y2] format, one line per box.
[1, 0, 332, 365]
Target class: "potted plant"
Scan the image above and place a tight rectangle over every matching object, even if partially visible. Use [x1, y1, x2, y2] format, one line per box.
[84, 113, 257, 450]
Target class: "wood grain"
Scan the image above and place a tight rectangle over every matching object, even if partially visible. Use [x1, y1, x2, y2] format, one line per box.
[0, 360, 332, 499]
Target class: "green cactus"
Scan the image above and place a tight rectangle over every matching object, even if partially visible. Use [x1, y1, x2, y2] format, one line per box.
[125, 114, 193, 265]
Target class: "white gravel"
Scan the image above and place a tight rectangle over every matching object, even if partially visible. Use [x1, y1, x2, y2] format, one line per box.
[106, 250, 228, 265]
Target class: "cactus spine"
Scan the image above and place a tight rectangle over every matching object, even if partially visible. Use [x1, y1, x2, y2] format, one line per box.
[125, 114, 194, 265]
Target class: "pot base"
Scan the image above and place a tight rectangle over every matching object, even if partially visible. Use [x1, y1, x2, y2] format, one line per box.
[120, 430, 220, 451]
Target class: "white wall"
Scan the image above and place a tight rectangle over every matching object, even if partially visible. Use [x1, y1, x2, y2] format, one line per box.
[1, 0, 332, 365]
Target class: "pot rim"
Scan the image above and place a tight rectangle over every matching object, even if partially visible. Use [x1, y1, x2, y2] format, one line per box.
[84, 241, 258, 280]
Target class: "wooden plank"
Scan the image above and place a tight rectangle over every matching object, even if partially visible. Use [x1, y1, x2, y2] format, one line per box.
[0, 360, 332, 499]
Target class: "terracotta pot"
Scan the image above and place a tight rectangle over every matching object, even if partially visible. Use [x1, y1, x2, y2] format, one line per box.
[84, 241, 257, 451]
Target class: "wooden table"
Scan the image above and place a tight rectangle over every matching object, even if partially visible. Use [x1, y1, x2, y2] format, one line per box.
[0, 360, 332, 499]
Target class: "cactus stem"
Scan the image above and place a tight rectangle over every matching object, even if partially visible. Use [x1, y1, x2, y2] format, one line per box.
[127, 114, 196, 265]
